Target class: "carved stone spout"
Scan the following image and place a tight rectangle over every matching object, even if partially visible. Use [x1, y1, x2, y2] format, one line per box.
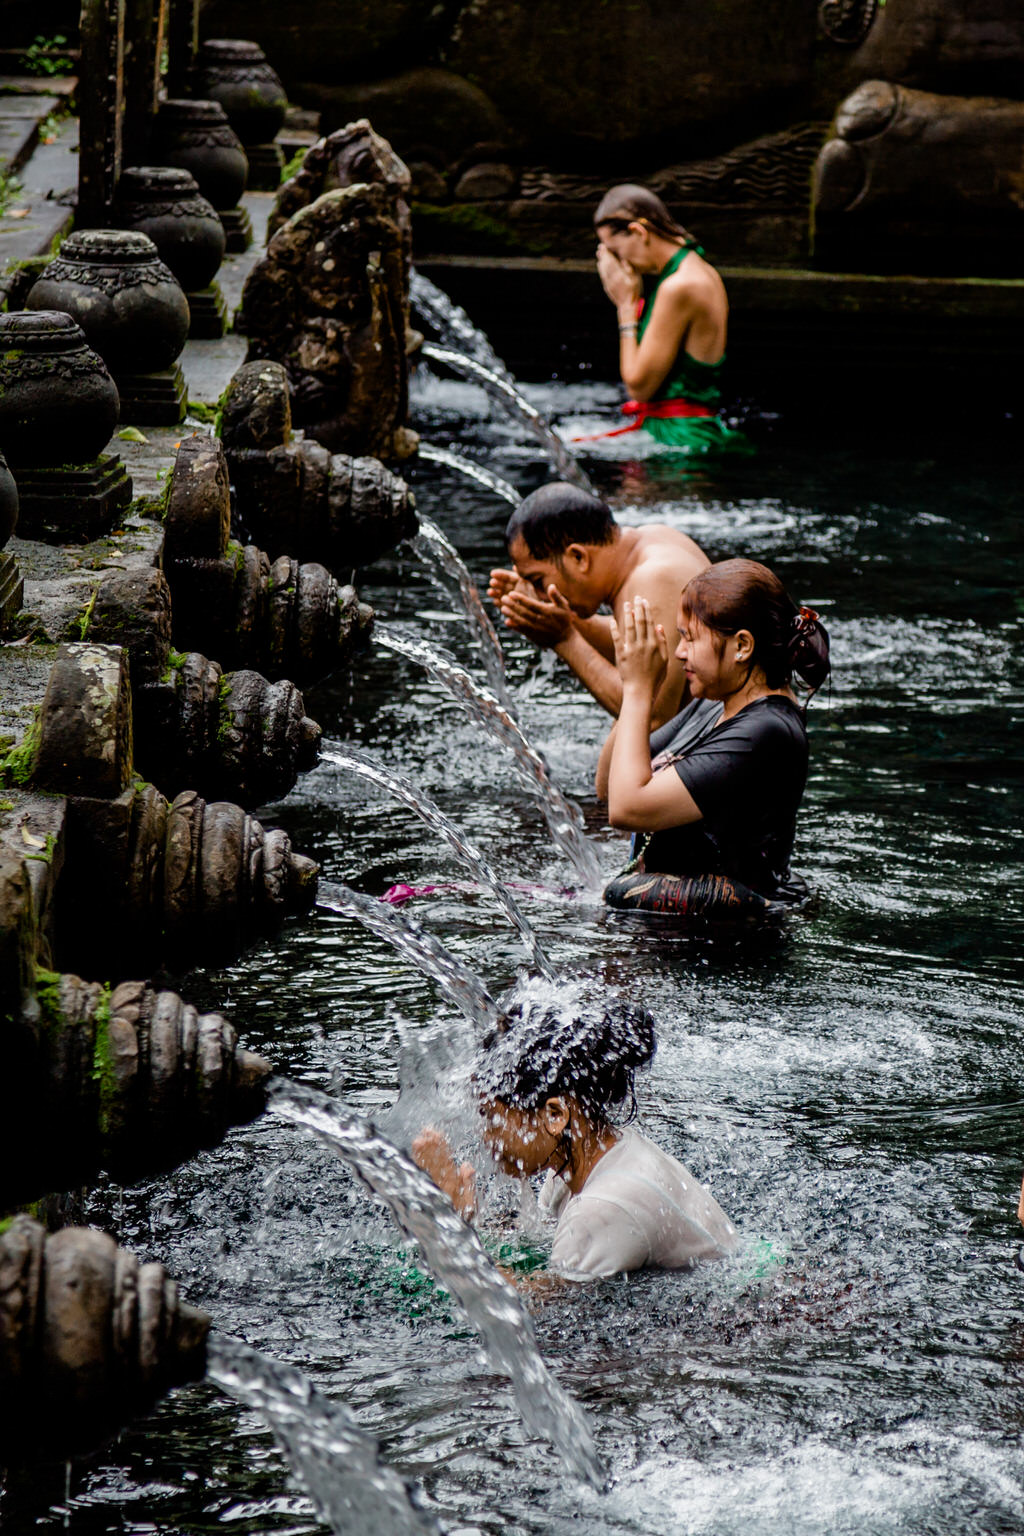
[0, 1215, 209, 1457]
[163, 433, 380, 684]
[220, 362, 418, 571]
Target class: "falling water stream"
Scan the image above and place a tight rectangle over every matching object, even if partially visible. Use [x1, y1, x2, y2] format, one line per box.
[410, 512, 513, 705]
[411, 270, 515, 383]
[416, 441, 521, 506]
[206, 1334, 438, 1535]
[318, 881, 500, 1035]
[319, 745, 553, 976]
[267, 1077, 605, 1490]
[420, 342, 596, 493]
[374, 623, 603, 890]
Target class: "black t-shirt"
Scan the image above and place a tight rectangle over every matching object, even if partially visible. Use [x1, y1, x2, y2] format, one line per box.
[640, 695, 808, 898]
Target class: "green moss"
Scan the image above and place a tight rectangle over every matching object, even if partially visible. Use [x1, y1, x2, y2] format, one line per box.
[280, 147, 306, 184]
[216, 673, 235, 745]
[226, 539, 246, 572]
[75, 584, 98, 642]
[186, 399, 218, 426]
[0, 798, 14, 812]
[411, 201, 552, 257]
[91, 985, 116, 1139]
[0, 1214, 14, 1237]
[0, 709, 41, 788]
[23, 831, 56, 866]
[160, 647, 188, 685]
[34, 966, 64, 1032]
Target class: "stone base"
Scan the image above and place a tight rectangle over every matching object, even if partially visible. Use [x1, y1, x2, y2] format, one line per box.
[0, 550, 23, 634]
[186, 283, 229, 340]
[244, 142, 285, 192]
[219, 205, 253, 253]
[13, 456, 133, 544]
[115, 364, 187, 426]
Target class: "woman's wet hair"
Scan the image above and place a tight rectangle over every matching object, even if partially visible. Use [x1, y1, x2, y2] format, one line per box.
[681, 558, 831, 698]
[594, 183, 695, 246]
[475, 995, 657, 1126]
[506, 482, 617, 559]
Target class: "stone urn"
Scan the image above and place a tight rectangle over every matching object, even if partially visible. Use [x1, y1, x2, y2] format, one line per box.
[0, 311, 131, 541]
[0, 450, 22, 633]
[156, 98, 252, 256]
[189, 39, 287, 175]
[114, 165, 226, 293]
[26, 229, 189, 425]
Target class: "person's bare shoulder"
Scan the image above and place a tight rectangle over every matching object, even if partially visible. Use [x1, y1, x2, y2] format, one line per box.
[633, 524, 709, 579]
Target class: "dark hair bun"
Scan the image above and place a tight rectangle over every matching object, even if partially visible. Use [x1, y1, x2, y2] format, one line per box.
[788, 607, 831, 692]
[478, 986, 657, 1122]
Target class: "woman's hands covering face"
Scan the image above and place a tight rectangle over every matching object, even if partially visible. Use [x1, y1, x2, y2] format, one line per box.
[597, 244, 642, 309]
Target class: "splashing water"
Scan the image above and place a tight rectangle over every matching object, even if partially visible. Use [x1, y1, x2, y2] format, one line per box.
[318, 880, 501, 1034]
[410, 269, 515, 383]
[267, 1077, 606, 1490]
[375, 625, 604, 890]
[410, 512, 513, 705]
[320, 744, 553, 976]
[420, 342, 596, 493]
[417, 441, 521, 507]
[206, 1334, 438, 1535]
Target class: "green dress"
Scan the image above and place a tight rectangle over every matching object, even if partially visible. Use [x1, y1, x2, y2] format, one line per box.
[635, 245, 752, 455]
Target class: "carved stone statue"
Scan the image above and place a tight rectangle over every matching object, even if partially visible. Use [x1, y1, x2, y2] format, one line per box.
[240, 181, 415, 460]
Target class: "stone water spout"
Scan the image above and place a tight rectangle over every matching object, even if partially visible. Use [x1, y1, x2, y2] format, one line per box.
[163, 433, 376, 685]
[0, 1216, 209, 1459]
[86, 566, 321, 808]
[220, 361, 418, 572]
[0, 973, 270, 1204]
[419, 341, 595, 492]
[16, 644, 317, 976]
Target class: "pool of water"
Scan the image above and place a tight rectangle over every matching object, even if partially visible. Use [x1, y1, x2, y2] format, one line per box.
[11, 371, 1024, 1534]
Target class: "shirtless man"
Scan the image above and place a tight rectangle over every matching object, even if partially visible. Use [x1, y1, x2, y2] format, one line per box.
[488, 483, 708, 788]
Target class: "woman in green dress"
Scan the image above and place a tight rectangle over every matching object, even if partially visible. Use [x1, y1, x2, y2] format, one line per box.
[589, 183, 750, 454]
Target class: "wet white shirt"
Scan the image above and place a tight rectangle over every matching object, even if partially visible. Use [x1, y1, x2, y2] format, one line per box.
[538, 1128, 738, 1279]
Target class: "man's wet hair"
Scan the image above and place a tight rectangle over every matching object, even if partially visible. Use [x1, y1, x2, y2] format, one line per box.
[505, 483, 618, 560]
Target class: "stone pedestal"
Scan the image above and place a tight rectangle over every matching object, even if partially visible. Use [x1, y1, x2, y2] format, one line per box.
[13, 458, 133, 544]
[245, 141, 285, 190]
[116, 364, 188, 426]
[186, 281, 230, 338]
[219, 203, 254, 251]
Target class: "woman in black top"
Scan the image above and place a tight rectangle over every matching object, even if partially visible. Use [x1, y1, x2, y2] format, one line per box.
[603, 559, 830, 918]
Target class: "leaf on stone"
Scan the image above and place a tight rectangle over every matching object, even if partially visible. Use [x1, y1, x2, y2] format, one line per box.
[118, 427, 148, 443]
[20, 826, 46, 848]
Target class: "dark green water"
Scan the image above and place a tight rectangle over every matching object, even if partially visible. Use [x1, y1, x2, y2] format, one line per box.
[10, 375, 1023, 1534]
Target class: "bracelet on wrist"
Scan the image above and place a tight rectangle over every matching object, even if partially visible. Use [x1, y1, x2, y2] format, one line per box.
[618, 321, 637, 334]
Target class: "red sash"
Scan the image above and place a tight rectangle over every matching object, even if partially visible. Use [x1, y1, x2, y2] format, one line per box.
[570, 397, 715, 443]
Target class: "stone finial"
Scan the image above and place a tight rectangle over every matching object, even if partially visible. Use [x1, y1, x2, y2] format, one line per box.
[0, 1215, 209, 1456]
